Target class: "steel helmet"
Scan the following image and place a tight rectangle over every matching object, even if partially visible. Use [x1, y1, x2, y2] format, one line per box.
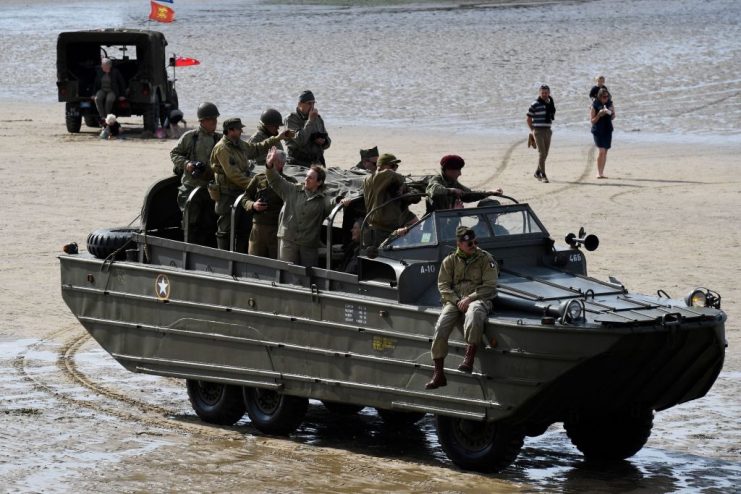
[260, 108, 283, 127]
[197, 102, 220, 120]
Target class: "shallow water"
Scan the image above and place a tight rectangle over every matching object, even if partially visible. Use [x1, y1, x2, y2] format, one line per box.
[1, 0, 740, 136]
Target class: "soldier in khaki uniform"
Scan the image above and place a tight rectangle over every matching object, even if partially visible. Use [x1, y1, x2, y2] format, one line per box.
[426, 155, 503, 211]
[426, 226, 498, 390]
[210, 118, 293, 250]
[265, 147, 339, 268]
[247, 108, 285, 168]
[241, 148, 297, 258]
[352, 146, 379, 173]
[362, 153, 417, 247]
[170, 102, 221, 246]
[285, 90, 331, 167]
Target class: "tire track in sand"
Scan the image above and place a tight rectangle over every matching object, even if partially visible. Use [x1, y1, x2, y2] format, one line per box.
[520, 145, 595, 210]
[472, 137, 523, 190]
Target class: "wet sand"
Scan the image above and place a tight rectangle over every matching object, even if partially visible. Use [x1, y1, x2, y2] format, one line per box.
[1, 0, 740, 490]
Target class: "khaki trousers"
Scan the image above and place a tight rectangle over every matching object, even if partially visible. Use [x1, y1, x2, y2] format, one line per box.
[431, 300, 491, 359]
[248, 223, 279, 259]
[279, 238, 319, 268]
[533, 127, 552, 175]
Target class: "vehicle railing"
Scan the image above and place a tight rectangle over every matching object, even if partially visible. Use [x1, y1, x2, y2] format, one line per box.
[231, 191, 249, 252]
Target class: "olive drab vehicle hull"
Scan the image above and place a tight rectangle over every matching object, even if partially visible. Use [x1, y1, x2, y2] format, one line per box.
[59, 175, 727, 473]
[56, 29, 178, 133]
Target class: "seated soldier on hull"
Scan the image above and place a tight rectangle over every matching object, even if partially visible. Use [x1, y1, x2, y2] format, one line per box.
[242, 149, 297, 259]
[362, 153, 418, 248]
[426, 226, 498, 390]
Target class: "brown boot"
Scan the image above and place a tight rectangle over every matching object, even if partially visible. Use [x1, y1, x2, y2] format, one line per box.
[425, 358, 447, 389]
[458, 344, 478, 373]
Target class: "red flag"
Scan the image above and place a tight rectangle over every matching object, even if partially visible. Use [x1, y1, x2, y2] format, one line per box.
[149, 1, 175, 23]
[175, 56, 200, 67]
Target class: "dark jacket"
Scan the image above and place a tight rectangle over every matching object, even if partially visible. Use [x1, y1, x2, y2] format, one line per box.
[93, 67, 127, 98]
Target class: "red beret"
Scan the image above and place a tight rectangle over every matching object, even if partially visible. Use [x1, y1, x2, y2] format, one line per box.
[440, 154, 465, 170]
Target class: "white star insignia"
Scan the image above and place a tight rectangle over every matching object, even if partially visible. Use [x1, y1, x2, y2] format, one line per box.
[158, 278, 169, 296]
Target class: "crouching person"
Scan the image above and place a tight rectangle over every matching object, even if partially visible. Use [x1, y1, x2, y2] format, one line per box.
[426, 226, 498, 390]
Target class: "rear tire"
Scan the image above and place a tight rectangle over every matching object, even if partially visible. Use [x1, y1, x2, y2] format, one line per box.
[436, 415, 523, 473]
[65, 110, 82, 133]
[186, 379, 246, 426]
[244, 387, 308, 435]
[564, 408, 654, 461]
[143, 94, 161, 132]
[86, 227, 139, 260]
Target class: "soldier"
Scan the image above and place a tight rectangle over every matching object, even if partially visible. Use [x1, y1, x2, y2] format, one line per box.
[264, 147, 339, 268]
[352, 146, 379, 173]
[248, 108, 285, 168]
[426, 155, 503, 211]
[285, 90, 331, 167]
[170, 102, 221, 246]
[210, 118, 294, 250]
[241, 148, 297, 259]
[362, 153, 417, 247]
[426, 226, 498, 390]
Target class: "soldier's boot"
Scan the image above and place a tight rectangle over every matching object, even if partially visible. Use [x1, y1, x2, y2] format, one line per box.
[425, 358, 447, 389]
[216, 234, 230, 251]
[458, 344, 478, 373]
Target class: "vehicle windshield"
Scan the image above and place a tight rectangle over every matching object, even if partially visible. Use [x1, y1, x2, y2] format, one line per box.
[386, 207, 544, 248]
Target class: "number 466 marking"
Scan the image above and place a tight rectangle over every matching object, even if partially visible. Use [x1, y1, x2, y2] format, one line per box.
[570, 253, 583, 263]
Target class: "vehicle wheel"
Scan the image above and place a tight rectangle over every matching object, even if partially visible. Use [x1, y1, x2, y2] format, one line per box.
[243, 387, 308, 435]
[65, 112, 82, 133]
[84, 114, 100, 128]
[322, 400, 365, 414]
[186, 379, 246, 425]
[170, 88, 179, 112]
[86, 227, 139, 260]
[376, 408, 426, 427]
[435, 415, 524, 473]
[564, 408, 654, 461]
[143, 94, 161, 132]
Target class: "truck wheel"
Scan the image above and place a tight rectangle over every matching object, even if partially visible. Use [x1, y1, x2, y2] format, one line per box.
[322, 400, 365, 414]
[564, 408, 653, 461]
[66, 113, 82, 133]
[186, 379, 246, 426]
[86, 227, 139, 260]
[143, 95, 161, 132]
[436, 415, 523, 473]
[375, 408, 426, 427]
[84, 114, 100, 128]
[243, 387, 307, 435]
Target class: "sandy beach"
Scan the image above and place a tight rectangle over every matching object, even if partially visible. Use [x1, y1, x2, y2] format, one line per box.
[1, 0, 740, 491]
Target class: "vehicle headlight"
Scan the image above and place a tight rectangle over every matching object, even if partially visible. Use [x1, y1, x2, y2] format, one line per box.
[561, 299, 585, 324]
[685, 288, 721, 309]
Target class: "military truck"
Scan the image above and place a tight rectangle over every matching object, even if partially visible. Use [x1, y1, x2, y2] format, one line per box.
[56, 29, 178, 133]
[59, 173, 726, 473]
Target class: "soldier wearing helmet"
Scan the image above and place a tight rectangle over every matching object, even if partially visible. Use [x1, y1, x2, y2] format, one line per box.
[425, 155, 503, 212]
[247, 108, 285, 168]
[285, 90, 331, 167]
[210, 117, 295, 251]
[170, 101, 222, 247]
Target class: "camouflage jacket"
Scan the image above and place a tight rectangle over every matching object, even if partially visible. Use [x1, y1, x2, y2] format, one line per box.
[242, 171, 297, 226]
[426, 173, 490, 211]
[266, 167, 335, 247]
[438, 247, 498, 305]
[363, 169, 406, 231]
[247, 124, 284, 168]
[170, 126, 221, 187]
[210, 135, 281, 191]
[284, 109, 331, 167]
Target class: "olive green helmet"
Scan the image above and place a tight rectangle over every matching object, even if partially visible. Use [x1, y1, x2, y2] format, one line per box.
[197, 102, 220, 120]
[260, 108, 283, 127]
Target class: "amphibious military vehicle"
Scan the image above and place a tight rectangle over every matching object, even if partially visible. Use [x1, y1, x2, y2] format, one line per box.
[59, 173, 726, 472]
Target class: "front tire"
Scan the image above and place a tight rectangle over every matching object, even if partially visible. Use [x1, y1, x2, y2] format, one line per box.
[84, 114, 100, 128]
[436, 415, 524, 473]
[243, 387, 308, 435]
[186, 379, 246, 426]
[564, 408, 654, 461]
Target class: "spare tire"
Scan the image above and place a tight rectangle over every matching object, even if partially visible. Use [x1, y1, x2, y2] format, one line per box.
[86, 227, 139, 260]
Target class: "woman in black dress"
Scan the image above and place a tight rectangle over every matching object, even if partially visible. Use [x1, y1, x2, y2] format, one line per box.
[590, 88, 616, 178]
